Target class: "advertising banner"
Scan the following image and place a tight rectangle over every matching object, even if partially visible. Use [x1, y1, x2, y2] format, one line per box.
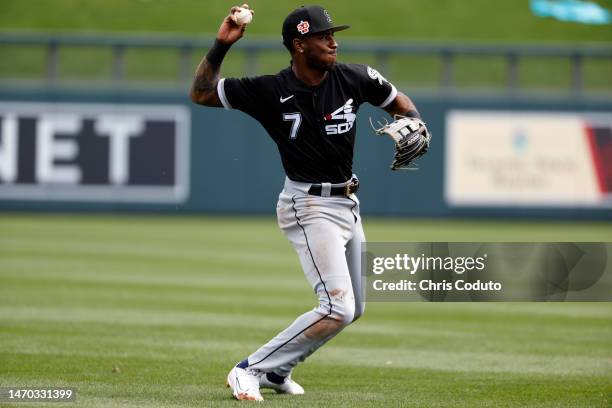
[445, 111, 612, 208]
[0, 102, 190, 203]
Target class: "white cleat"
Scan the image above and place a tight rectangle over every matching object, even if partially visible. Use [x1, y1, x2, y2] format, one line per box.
[226, 366, 264, 401]
[259, 373, 305, 395]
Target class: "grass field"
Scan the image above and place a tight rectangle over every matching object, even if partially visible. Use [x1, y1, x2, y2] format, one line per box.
[1, 0, 611, 41]
[1, 214, 611, 407]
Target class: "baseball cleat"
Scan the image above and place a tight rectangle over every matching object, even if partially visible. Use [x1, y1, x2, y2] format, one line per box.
[259, 373, 305, 395]
[226, 366, 264, 401]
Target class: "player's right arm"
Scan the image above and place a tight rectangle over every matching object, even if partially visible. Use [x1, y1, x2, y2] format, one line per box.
[189, 5, 253, 107]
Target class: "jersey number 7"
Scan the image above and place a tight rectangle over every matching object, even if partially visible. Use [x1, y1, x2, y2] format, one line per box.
[283, 113, 302, 139]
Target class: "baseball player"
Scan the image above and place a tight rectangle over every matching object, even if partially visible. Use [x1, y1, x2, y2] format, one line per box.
[190, 4, 427, 401]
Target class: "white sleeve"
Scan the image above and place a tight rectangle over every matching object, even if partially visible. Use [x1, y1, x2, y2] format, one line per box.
[217, 78, 232, 110]
[379, 84, 398, 108]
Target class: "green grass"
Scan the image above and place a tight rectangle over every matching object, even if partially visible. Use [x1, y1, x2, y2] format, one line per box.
[0, 0, 610, 42]
[0, 0, 610, 91]
[1, 214, 611, 407]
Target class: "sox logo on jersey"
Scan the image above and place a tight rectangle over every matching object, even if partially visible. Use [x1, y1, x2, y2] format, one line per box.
[324, 98, 356, 135]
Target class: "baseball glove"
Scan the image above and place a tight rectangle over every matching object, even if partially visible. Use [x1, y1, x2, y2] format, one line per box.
[371, 115, 431, 170]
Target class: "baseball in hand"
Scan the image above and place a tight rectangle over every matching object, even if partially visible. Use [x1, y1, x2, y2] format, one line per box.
[233, 7, 253, 25]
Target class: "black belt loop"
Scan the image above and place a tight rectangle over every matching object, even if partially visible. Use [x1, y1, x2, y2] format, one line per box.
[308, 177, 359, 197]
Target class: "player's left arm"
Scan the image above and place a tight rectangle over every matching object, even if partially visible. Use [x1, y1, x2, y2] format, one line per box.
[383, 92, 421, 119]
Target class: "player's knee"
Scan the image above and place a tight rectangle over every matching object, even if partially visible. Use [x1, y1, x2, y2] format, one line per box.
[304, 300, 354, 339]
[331, 301, 355, 326]
[312, 288, 355, 329]
[327, 288, 355, 326]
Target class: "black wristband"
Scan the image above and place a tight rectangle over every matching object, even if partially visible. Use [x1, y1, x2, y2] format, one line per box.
[206, 39, 231, 66]
[404, 110, 421, 119]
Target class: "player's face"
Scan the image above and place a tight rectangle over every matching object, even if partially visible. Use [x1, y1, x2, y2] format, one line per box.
[303, 30, 338, 71]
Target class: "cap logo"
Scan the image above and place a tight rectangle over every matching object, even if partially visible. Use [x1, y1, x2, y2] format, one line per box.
[324, 9, 332, 23]
[297, 20, 310, 34]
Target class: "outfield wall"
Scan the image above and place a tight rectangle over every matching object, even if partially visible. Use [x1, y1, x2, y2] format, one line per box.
[0, 88, 610, 219]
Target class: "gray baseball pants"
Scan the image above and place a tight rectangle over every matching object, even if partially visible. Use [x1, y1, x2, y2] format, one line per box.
[245, 176, 366, 377]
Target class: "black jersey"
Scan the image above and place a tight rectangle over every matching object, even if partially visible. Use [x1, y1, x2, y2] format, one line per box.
[218, 63, 397, 183]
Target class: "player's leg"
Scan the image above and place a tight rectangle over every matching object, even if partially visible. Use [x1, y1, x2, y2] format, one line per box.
[227, 186, 361, 399]
[246, 196, 356, 376]
[346, 195, 366, 321]
[239, 191, 357, 367]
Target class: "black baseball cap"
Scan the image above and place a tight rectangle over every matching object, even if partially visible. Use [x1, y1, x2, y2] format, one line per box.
[282, 5, 350, 48]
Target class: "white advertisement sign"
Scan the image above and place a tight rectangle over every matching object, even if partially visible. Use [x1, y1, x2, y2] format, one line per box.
[445, 110, 611, 208]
